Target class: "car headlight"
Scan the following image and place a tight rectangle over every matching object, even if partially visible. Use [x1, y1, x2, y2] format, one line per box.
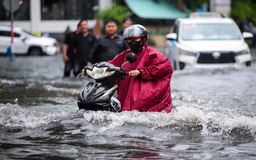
[179, 49, 198, 56]
[86, 66, 115, 80]
[234, 49, 250, 55]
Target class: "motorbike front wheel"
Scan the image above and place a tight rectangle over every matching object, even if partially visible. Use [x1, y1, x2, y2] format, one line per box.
[109, 97, 121, 112]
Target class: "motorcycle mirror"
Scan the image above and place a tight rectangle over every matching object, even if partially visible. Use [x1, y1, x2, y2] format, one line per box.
[126, 52, 137, 63]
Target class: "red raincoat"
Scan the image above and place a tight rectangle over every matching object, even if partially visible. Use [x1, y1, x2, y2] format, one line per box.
[109, 44, 173, 113]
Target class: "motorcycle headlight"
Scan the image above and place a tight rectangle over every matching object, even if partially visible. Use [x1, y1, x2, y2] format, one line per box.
[86, 66, 115, 80]
[234, 49, 250, 55]
[179, 49, 198, 56]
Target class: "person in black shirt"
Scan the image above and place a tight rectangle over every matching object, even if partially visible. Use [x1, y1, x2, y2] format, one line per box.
[62, 20, 85, 77]
[88, 19, 129, 64]
[73, 20, 96, 76]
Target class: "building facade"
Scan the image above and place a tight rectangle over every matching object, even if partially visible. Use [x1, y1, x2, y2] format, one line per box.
[0, 0, 111, 36]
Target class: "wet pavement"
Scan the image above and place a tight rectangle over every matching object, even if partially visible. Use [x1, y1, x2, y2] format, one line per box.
[0, 53, 256, 159]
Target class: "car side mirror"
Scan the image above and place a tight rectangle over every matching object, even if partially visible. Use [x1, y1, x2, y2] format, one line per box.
[242, 32, 253, 39]
[166, 33, 177, 40]
[126, 52, 137, 63]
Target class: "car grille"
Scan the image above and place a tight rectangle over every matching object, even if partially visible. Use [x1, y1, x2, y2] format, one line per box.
[197, 52, 236, 64]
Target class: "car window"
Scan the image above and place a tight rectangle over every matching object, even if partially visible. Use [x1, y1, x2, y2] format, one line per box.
[182, 23, 241, 40]
[0, 31, 20, 37]
[173, 25, 179, 40]
[170, 21, 179, 41]
[0, 31, 10, 37]
[173, 24, 179, 35]
[14, 32, 20, 37]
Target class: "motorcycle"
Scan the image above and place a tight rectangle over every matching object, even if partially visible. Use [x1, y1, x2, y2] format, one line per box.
[77, 52, 137, 112]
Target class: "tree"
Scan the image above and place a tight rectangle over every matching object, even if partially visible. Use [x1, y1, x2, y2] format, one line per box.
[96, 3, 132, 29]
[231, 0, 256, 23]
[230, 0, 256, 32]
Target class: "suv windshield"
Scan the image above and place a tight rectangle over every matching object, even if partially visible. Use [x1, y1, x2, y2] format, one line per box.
[182, 23, 241, 40]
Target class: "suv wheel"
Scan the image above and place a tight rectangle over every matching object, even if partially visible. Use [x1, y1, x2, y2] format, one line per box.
[28, 47, 43, 56]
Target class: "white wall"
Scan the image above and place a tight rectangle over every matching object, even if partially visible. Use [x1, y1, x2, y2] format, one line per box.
[210, 0, 231, 17]
[30, 0, 40, 33]
[99, 0, 112, 10]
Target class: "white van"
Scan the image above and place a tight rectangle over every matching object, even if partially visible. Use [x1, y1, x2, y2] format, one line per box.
[0, 26, 59, 56]
[166, 13, 252, 70]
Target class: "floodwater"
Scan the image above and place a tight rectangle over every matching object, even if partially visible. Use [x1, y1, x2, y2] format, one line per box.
[0, 54, 256, 160]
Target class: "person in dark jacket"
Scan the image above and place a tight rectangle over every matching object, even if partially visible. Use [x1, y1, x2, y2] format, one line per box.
[73, 20, 96, 75]
[87, 19, 129, 65]
[109, 24, 173, 113]
[62, 20, 84, 77]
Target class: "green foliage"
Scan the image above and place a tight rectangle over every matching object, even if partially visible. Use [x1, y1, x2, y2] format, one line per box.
[231, 0, 256, 23]
[181, 0, 208, 11]
[97, 3, 132, 28]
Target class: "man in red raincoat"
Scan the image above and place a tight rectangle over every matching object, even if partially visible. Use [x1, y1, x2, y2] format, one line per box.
[109, 24, 173, 113]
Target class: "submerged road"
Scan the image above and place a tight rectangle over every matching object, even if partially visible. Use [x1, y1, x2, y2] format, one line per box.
[0, 52, 256, 159]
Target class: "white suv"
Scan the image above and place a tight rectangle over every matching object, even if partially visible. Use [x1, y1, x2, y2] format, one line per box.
[166, 13, 252, 70]
[0, 26, 59, 56]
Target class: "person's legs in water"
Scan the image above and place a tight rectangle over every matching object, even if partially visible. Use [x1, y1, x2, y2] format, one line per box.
[73, 61, 84, 77]
[64, 60, 73, 77]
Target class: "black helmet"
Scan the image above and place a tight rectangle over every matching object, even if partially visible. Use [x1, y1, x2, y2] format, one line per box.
[123, 24, 148, 40]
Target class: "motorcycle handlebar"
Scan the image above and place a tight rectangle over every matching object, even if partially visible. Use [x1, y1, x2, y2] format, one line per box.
[76, 63, 133, 79]
[118, 68, 128, 75]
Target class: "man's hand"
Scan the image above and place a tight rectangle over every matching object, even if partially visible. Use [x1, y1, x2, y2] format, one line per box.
[62, 44, 69, 62]
[128, 70, 140, 78]
[63, 55, 69, 62]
